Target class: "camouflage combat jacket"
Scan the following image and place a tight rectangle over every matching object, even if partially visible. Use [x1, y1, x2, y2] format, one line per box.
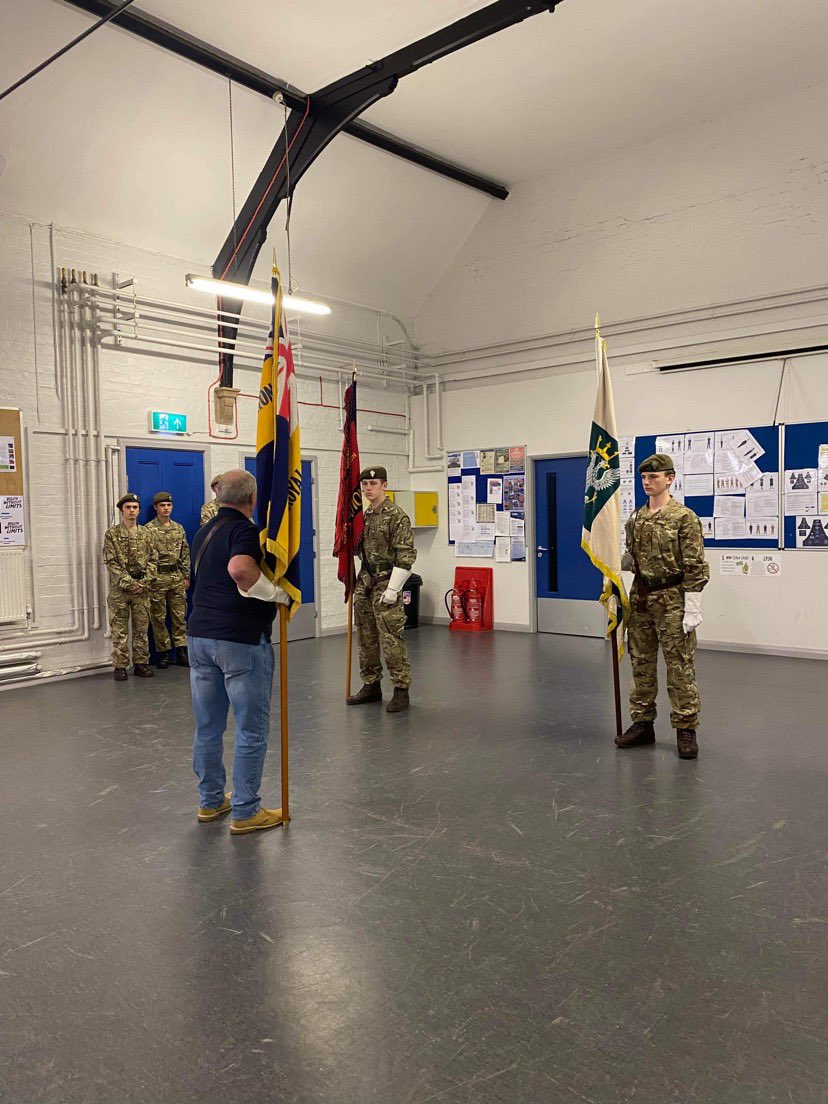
[103, 524, 158, 592]
[625, 498, 709, 593]
[200, 501, 218, 525]
[146, 517, 190, 580]
[357, 498, 417, 578]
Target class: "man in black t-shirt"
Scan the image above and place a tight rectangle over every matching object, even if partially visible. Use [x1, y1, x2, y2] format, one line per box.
[188, 469, 290, 834]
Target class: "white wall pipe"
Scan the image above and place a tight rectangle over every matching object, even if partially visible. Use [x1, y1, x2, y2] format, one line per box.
[422, 379, 444, 461]
[405, 390, 443, 475]
[433, 372, 444, 452]
[97, 329, 413, 386]
[69, 281, 91, 643]
[0, 289, 92, 647]
[88, 290, 112, 603]
[87, 285, 419, 368]
[79, 282, 101, 629]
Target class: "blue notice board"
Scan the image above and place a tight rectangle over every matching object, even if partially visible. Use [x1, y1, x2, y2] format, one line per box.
[783, 421, 828, 549]
[634, 425, 781, 549]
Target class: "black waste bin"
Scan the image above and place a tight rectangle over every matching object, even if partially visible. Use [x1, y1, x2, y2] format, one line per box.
[402, 573, 423, 630]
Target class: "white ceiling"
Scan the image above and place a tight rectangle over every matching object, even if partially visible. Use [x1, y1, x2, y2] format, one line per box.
[2, 0, 827, 316]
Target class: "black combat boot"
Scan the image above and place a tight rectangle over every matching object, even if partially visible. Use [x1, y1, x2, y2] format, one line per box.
[113, 667, 127, 682]
[347, 682, 382, 705]
[156, 650, 171, 669]
[133, 664, 154, 678]
[676, 729, 698, 759]
[386, 688, 410, 713]
[615, 720, 655, 748]
[175, 646, 189, 668]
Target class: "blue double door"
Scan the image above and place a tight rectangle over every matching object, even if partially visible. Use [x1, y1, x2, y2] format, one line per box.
[125, 446, 205, 659]
[534, 456, 604, 637]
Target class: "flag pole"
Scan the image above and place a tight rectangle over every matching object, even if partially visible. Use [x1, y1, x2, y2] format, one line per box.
[610, 625, 623, 739]
[345, 562, 354, 700]
[278, 603, 291, 824]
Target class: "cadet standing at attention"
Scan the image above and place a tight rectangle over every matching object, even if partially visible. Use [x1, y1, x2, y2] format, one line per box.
[200, 474, 222, 525]
[347, 466, 417, 713]
[103, 493, 158, 681]
[617, 453, 710, 758]
[146, 491, 190, 669]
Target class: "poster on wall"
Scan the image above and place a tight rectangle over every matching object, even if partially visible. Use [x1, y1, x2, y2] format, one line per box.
[0, 437, 17, 473]
[503, 476, 525, 511]
[795, 515, 828, 547]
[0, 494, 25, 545]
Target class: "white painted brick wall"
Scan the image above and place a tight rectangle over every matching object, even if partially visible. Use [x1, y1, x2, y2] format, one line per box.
[0, 213, 412, 679]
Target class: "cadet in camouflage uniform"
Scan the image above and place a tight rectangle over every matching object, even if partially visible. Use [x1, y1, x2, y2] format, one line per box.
[146, 491, 190, 669]
[200, 474, 222, 525]
[347, 466, 417, 713]
[103, 493, 158, 681]
[617, 453, 710, 758]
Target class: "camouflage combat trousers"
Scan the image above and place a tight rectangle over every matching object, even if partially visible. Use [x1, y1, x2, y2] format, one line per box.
[149, 575, 188, 650]
[627, 585, 700, 729]
[353, 574, 411, 689]
[107, 588, 151, 667]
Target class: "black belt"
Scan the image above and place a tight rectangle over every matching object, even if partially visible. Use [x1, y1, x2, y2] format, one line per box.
[157, 564, 181, 574]
[639, 573, 684, 592]
[127, 572, 145, 580]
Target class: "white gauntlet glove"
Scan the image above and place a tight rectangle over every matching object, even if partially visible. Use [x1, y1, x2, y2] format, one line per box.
[682, 591, 703, 634]
[381, 566, 411, 605]
[238, 572, 290, 605]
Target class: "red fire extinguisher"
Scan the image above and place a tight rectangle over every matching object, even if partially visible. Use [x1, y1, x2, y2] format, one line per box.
[445, 580, 469, 622]
[465, 579, 484, 624]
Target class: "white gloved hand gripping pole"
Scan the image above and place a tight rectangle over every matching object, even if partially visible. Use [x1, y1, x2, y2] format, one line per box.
[238, 572, 291, 605]
[380, 566, 412, 605]
[682, 591, 702, 634]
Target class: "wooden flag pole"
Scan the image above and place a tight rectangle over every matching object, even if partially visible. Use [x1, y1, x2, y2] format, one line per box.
[278, 603, 291, 824]
[610, 626, 623, 739]
[345, 563, 355, 700]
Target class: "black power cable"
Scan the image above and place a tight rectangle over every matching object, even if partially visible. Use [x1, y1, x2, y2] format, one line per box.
[0, 0, 136, 104]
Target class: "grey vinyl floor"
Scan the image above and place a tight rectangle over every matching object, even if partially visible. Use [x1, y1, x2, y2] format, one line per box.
[1, 628, 826, 1104]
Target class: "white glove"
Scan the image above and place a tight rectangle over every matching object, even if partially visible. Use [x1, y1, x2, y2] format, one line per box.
[682, 591, 703, 634]
[381, 566, 411, 605]
[238, 572, 290, 605]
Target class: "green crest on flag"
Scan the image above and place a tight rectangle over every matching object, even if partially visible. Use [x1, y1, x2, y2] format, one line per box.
[583, 423, 620, 533]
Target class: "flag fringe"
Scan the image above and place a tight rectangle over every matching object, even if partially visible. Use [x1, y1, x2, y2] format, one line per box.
[580, 536, 630, 657]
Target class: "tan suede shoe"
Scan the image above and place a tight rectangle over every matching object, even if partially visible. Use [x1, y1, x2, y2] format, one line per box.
[197, 793, 232, 822]
[229, 807, 285, 835]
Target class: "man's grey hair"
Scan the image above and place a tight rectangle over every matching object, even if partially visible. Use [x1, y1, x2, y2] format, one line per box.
[216, 469, 256, 506]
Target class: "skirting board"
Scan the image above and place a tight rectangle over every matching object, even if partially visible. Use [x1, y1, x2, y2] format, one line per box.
[424, 617, 827, 658]
[697, 639, 828, 661]
[422, 615, 531, 633]
[0, 662, 111, 693]
[320, 624, 348, 637]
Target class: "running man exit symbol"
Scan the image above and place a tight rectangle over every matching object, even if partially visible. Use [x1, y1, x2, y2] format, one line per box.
[149, 411, 188, 434]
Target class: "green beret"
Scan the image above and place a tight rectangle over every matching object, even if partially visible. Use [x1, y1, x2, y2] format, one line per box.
[116, 493, 139, 509]
[359, 466, 388, 482]
[638, 453, 675, 474]
[153, 491, 173, 506]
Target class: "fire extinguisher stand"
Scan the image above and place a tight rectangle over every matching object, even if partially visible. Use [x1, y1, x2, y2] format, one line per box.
[448, 567, 494, 632]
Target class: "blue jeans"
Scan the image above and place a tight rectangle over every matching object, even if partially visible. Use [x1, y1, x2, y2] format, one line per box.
[188, 635, 275, 820]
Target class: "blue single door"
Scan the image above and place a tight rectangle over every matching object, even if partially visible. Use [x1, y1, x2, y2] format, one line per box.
[124, 446, 205, 658]
[534, 456, 603, 637]
[244, 455, 316, 640]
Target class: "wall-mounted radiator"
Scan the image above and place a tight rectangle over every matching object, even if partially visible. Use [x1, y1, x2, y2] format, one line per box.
[0, 550, 28, 623]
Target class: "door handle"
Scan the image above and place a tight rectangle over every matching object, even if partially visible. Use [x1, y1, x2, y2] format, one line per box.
[536, 545, 549, 554]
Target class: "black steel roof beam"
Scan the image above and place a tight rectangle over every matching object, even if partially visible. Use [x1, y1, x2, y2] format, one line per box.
[59, 0, 509, 199]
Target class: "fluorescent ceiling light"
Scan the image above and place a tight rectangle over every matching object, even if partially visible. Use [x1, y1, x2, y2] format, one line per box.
[185, 274, 331, 316]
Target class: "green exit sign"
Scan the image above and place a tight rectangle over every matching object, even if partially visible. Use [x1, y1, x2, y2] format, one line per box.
[149, 411, 188, 434]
